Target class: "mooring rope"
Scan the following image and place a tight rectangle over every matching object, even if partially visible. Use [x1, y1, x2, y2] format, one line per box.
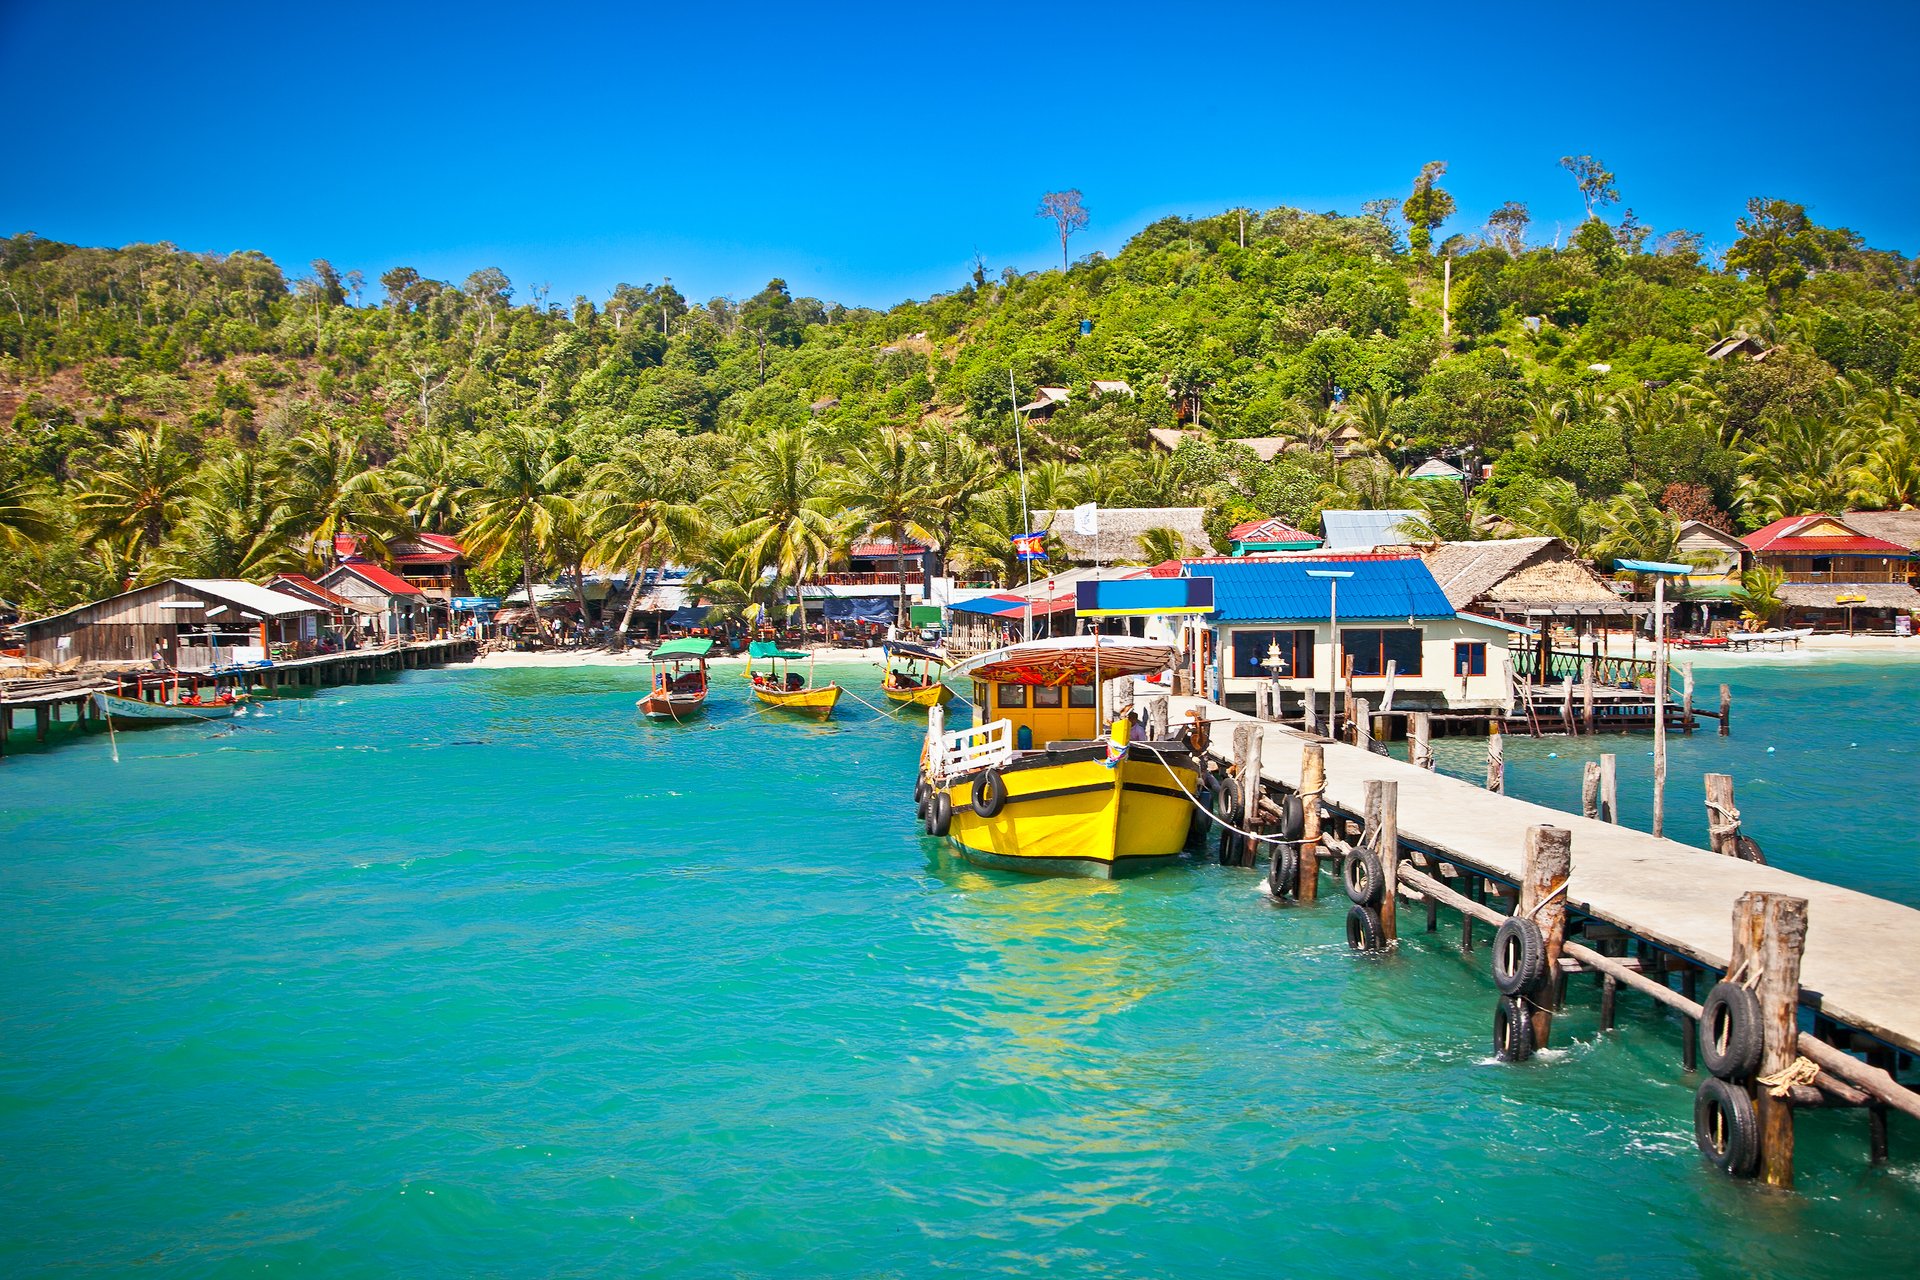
[1706, 798, 1742, 838]
[1757, 1055, 1821, 1097]
[1132, 742, 1294, 847]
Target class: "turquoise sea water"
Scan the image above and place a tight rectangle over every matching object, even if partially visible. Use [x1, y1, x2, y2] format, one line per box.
[1, 660, 1915, 1277]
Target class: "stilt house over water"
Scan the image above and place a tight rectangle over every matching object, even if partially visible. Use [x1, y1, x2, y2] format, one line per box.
[11, 579, 326, 669]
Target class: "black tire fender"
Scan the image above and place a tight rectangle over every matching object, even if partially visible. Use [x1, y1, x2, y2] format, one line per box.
[1277, 793, 1304, 842]
[1492, 917, 1549, 997]
[971, 768, 1008, 819]
[1700, 981, 1764, 1081]
[1345, 903, 1385, 952]
[925, 791, 952, 837]
[1493, 994, 1536, 1062]
[1268, 843, 1300, 898]
[1694, 1077, 1760, 1177]
[1343, 847, 1385, 906]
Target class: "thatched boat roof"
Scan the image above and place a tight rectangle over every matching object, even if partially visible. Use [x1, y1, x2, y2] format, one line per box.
[1420, 538, 1617, 608]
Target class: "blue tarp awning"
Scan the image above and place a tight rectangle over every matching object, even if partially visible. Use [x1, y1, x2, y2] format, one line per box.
[668, 605, 708, 626]
[823, 595, 896, 623]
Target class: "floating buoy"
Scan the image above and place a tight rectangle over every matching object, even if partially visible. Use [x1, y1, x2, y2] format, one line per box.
[1548, 752, 1559, 759]
[1766, 746, 1776, 754]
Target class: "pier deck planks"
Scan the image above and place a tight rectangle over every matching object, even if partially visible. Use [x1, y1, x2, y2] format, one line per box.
[1173, 696, 1920, 1057]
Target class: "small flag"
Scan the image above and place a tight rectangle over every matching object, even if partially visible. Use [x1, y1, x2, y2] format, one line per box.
[1013, 531, 1047, 561]
[1071, 502, 1099, 536]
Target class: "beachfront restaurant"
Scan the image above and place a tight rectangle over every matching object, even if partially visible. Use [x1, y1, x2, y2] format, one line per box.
[11, 579, 327, 669]
[1185, 556, 1525, 716]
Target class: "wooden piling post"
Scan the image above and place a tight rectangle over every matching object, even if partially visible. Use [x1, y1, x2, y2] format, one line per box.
[1233, 723, 1263, 868]
[1729, 891, 1810, 1188]
[1301, 687, 1317, 734]
[1365, 779, 1399, 944]
[1582, 637, 1596, 734]
[1599, 753, 1618, 824]
[1297, 743, 1324, 904]
[1521, 825, 1573, 1050]
[1681, 967, 1699, 1072]
[1353, 697, 1371, 751]
[35, 705, 50, 742]
[1381, 660, 1397, 712]
[1719, 683, 1731, 737]
[1145, 696, 1169, 741]
[1411, 712, 1433, 770]
[1705, 774, 1740, 858]
[1485, 726, 1504, 794]
[1582, 761, 1601, 820]
[1682, 662, 1696, 735]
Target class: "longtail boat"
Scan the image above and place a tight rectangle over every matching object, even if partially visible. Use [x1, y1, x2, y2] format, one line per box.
[638, 637, 713, 719]
[915, 635, 1203, 878]
[745, 640, 841, 719]
[882, 641, 952, 709]
[92, 683, 247, 723]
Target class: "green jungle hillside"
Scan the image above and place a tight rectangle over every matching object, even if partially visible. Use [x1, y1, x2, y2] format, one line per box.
[2, 171, 1916, 619]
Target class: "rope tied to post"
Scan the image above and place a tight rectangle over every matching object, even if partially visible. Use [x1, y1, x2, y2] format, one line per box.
[1706, 798, 1742, 838]
[1756, 1055, 1821, 1098]
[1523, 878, 1569, 920]
[1134, 742, 1294, 847]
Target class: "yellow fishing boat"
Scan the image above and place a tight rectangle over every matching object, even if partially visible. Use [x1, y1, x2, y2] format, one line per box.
[745, 640, 842, 719]
[915, 636, 1205, 878]
[882, 641, 953, 708]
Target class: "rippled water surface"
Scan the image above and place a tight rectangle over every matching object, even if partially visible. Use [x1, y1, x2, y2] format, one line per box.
[2, 660, 1915, 1277]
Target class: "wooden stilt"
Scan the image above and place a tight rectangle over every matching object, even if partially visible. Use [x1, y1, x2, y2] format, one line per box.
[1520, 826, 1573, 1050]
[1682, 967, 1699, 1072]
[1705, 774, 1740, 858]
[1601, 974, 1618, 1031]
[35, 705, 50, 742]
[1729, 891, 1809, 1188]
[1233, 723, 1263, 869]
[1365, 779, 1399, 944]
[1353, 697, 1371, 752]
[1682, 662, 1695, 734]
[1485, 726, 1503, 794]
[1411, 712, 1433, 770]
[1297, 744, 1324, 904]
[1719, 683, 1732, 737]
[1599, 753, 1618, 824]
[1582, 761, 1601, 820]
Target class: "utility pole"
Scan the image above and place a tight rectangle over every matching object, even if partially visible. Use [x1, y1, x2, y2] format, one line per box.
[1442, 255, 1452, 338]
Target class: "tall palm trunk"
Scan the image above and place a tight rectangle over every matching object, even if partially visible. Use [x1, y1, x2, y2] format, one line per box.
[895, 522, 910, 631]
[615, 542, 654, 638]
[520, 532, 550, 642]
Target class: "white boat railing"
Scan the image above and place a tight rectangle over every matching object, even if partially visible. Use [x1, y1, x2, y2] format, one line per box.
[926, 709, 1013, 780]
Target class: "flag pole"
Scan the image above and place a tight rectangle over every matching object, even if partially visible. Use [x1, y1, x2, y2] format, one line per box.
[1010, 369, 1033, 642]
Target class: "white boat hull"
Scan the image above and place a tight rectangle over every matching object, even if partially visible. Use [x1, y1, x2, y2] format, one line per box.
[92, 691, 240, 722]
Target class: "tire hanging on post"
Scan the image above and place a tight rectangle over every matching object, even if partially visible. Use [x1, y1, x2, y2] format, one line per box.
[1699, 981, 1764, 1080]
[1492, 917, 1548, 996]
[1345, 903, 1385, 952]
[1493, 994, 1536, 1062]
[1694, 1076, 1760, 1177]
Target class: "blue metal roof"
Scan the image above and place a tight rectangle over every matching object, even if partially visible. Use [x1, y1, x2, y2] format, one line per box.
[1187, 558, 1457, 622]
[1320, 509, 1424, 550]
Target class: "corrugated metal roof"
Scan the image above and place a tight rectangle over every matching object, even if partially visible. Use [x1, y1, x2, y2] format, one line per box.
[1320, 509, 1424, 550]
[1184, 558, 1456, 622]
[177, 579, 328, 618]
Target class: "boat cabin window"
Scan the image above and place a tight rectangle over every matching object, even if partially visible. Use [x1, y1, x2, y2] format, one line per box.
[997, 684, 1028, 708]
[1033, 686, 1062, 708]
[1068, 683, 1096, 708]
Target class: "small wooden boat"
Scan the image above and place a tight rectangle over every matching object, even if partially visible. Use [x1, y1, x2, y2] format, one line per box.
[92, 688, 245, 723]
[882, 641, 952, 709]
[638, 637, 712, 719]
[746, 640, 841, 719]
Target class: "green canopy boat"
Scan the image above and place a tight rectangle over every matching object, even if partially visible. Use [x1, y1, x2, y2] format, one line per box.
[639, 637, 714, 720]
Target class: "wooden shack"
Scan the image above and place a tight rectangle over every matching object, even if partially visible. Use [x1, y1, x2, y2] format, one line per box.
[12, 579, 326, 668]
[317, 561, 426, 639]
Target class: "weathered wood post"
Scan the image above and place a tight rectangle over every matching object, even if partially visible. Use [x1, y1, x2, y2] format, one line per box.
[1521, 826, 1573, 1049]
[1682, 662, 1696, 735]
[1145, 696, 1169, 742]
[1107, 677, 1133, 725]
[1365, 779, 1400, 944]
[1561, 677, 1575, 734]
[1582, 637, 1596, 734]
[1485, 726, 1504, 794]
[1301, 687, 1318, 734]
[1381, 660, 1397, 712]
[1342, 653, 1355, 738]
[1705, 774, 1740, 858]
[1599, 752, 1618, 824]
[1729, 891, 1810, 1188]
[1234, 723, 1263, 869]
[1297, 743, 1325, 904]
[1411, 712, 1434, 771]
[1353, 697, 1372, 751]
[1719, 683, 1732, 737]
[1582, 761, 1601, 820]
[35, 704, 50, 742]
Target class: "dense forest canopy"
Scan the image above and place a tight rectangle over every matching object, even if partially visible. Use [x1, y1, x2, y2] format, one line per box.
[2, 170, 1916, 622]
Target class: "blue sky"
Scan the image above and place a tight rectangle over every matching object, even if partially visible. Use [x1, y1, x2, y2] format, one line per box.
[3, 2, 1915, 309]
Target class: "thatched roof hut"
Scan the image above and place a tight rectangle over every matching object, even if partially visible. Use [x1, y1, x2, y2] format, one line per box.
[1845, 510, 1920, 553]
[1419, 538, 1618, 611]
[1031, 506, 1213, 566]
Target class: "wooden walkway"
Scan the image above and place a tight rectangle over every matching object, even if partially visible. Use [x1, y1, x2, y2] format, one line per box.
[1172, 696, 1920, 1058]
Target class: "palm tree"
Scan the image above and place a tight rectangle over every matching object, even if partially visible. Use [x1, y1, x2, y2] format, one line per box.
[589, 436, 709, 637]
[278, 424, 409, 569]
[731, 428, 839, 637]
[913, 426, 1000, 580]
[1594, 482, 1684, 565]
[159, 451, 293, 579]
[0, 472, 58, 551]
[1733, 565, 1787, 629]
[956, 482, 1054, 587]
[462, 423, 582, 642]
[1347, 389, 1404, 461]
[1738, 415, 1865, 522]
[1134, 526, 1190, 565]
[387, 432, 479, 534]
[1512, 478, 1610, 559]
[835, 428, 934, 628]
[73, 425, 195, 563]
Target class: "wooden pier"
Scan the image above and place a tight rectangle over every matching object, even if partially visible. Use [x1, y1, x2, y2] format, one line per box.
[0, 637, 478, 759]
[1164, 692, 1917, 1184]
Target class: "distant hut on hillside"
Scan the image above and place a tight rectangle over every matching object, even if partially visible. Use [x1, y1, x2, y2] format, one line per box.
[1030, 506, 1212, 567]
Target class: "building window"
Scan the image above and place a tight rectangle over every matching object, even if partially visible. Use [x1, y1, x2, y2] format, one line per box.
[1454, 641, 1487, 677]
[1230, 629, 1315, 679]
[997, 684, 1027, 708]
[1342, 628, 1423, 677]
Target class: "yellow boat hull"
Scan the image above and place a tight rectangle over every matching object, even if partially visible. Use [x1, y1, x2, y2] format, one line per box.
[936, 750, 1199, 878]
[752, 683, 842, 718]
[884, 681, 953, 708]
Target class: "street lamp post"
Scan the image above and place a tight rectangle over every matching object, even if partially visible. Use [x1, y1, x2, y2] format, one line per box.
[1306, 569, 1353, 737]
[1262, 637, 1289, 720]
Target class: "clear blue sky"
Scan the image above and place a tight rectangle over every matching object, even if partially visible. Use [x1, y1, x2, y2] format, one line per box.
[3, 1, 1915, 309]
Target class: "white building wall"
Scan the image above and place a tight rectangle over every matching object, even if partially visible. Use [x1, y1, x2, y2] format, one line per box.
[1213, 616, 1516, 710]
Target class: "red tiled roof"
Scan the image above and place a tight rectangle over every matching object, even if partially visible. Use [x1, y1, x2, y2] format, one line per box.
[1742, 514, 1906, 555]
[326, 559, 425, 596]
[849, 541, 927, 558]
[1228, 517, 1320, 543]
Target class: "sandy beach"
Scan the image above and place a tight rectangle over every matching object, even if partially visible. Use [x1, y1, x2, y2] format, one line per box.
[471, 645, 895, 669]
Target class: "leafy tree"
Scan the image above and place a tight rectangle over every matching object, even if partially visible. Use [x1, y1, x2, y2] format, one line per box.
[1401, 162, 1455, 258]
[72, 425, 195, 564]
[1725, 198, 1845, 306]
[833, 428, 934, 627]
[729, 428, 840, 631]
[1559, 155, 1619, 220]
[462, 423, 581, 642]
[1485, 201, 1530, 255]
[587, 432, 708, 634]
